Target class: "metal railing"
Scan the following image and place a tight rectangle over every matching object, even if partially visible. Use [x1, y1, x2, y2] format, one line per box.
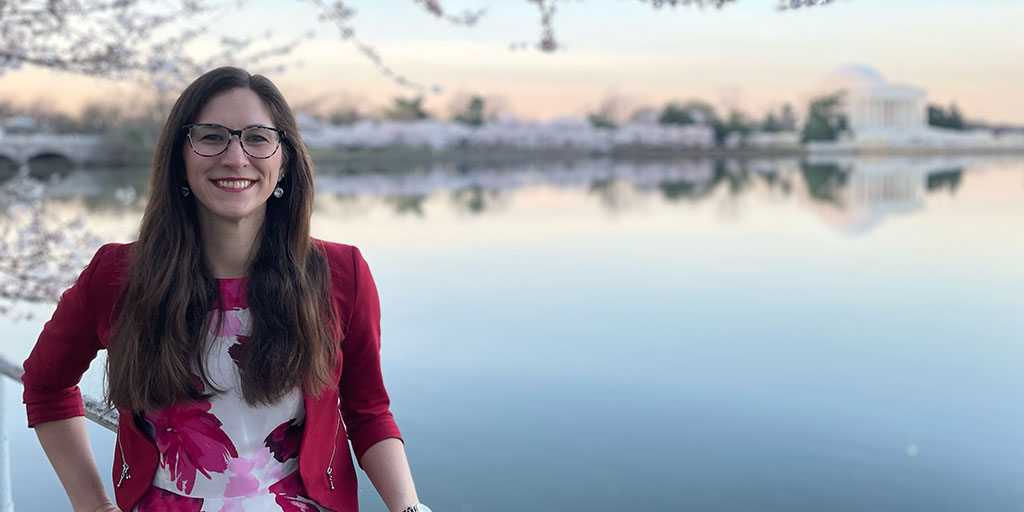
[0, 353, 118, 512]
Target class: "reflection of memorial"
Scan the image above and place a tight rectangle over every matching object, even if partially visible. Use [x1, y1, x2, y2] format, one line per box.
[797, 157, 963, 235]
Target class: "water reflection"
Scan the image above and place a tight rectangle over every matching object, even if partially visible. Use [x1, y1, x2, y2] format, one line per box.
[5, 156, 1015, 236]
[2, 155, 1022, 512]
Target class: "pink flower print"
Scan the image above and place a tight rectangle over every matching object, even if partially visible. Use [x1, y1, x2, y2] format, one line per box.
[147, 401, 239, 494]
[269, 472, 319, 512]
[228, 335, 250, 368]
[209, 310, 243, 338]
[224, 457, 259, 498]
[224, 445, 274, 498]
[217, 501, 246, 512]
[136, 487, 204, 512]
[264, 418, 304, 463]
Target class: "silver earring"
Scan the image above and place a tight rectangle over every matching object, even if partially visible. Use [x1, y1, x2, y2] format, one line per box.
[273, 186, 284, 198]
[181, 186, 191, 197]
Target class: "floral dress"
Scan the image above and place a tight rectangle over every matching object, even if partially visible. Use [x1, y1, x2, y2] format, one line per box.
[133, 278, 327, 512]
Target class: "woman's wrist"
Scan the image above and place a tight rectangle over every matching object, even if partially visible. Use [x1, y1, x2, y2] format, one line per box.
[401, 504, 431, 512]
[86, 501, 121, 512]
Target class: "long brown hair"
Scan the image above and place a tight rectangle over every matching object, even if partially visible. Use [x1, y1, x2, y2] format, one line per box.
[106, 67, 338, 412]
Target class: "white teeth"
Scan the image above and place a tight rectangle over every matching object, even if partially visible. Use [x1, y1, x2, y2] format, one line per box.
[215, 180, 253, 189]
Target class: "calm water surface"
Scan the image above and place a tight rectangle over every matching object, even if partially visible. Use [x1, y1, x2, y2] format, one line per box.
[3, 156, 1022, 511]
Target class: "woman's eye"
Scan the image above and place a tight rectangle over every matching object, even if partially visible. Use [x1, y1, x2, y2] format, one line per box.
[200, 134, 225, 141]
[245, 135, 269, 143]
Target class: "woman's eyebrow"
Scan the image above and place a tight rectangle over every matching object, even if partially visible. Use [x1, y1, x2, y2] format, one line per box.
[193, 122, 274, 129]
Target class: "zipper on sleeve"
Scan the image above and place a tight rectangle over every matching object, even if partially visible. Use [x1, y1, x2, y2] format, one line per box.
[327, 401, 341, 490]
[117, 434, 131, 488]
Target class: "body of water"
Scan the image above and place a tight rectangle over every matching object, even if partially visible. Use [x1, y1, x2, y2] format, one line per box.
[2, 155, 1022, 511]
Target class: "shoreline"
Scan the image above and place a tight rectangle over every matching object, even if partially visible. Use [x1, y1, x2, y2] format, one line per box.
[13, 145, 1024, 176]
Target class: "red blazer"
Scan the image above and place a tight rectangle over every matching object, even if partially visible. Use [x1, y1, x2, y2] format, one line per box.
[22, 240, 402, 511]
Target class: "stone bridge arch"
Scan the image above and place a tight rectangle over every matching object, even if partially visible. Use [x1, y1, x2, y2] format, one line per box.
[0, 154, 17, 180]
[0, 134, 105, 179]
[26, 152, 76, 179]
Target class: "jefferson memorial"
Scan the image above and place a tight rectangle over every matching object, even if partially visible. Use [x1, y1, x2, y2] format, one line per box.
[813, 64, 1018, 150]
[819, 64, 927, 135]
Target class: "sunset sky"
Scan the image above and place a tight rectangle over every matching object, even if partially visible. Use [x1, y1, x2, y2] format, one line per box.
[3, 0, 1022, 124]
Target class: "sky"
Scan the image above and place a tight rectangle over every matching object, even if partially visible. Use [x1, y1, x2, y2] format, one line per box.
[2, 0, 1022, 124]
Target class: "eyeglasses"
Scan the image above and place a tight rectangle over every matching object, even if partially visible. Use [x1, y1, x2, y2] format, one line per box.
[183, 123, 285, 159]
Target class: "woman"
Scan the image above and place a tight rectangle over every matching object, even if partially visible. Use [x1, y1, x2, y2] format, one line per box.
[21, 67, 431, 512]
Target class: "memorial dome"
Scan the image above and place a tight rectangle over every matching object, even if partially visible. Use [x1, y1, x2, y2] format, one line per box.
[817, 63, 888, 93]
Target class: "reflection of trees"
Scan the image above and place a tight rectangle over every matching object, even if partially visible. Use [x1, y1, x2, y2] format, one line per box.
[657, 179, 709, 201]
[800, 162, 849, 205]
[386, 195, 428, 217]
[721, 161, 755, 197]
[0, 167, 151, 213]
[926, 169, 963, 194]
[451, 185, 502, 215]
[653, 161, 785, 204]
[754, 170, 793, 195]
[589, 178, 642, 211]
[5, 158, 977, 225]
[53, 168, 150, 213]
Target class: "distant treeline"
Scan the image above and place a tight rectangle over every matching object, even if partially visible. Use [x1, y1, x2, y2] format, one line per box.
[0, 92, 1005, 159]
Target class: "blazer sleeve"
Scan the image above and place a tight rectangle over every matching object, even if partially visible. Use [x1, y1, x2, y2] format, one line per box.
[337, 245, 403, 462]
[22, 244, 111, 427]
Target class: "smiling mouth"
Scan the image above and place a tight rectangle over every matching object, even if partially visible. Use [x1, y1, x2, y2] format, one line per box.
[211, 179, 257, 191]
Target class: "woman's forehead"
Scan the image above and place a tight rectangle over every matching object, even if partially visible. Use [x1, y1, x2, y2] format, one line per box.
[194, 88, 275, 127]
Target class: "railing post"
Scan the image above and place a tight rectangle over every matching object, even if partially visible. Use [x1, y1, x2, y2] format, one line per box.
[0, 377, 14, 512]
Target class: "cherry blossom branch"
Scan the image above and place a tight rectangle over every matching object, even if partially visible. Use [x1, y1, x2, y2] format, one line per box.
[304, 0, 445, 92]
[410, 0, 487, 26]
[2, 0, 842, 92]
[513, 0, 740, 53]
[0, 0, 214, 81]
[776, 0, 837, 10]
[0, 177, 100, 319]
[0, 0, 312, 92]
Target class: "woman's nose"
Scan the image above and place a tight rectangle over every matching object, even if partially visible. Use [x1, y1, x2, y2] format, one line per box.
[220, 135, 249, 167]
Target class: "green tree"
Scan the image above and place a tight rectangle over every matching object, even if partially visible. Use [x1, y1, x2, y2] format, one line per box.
[453, 96, 486, 126]
[801, 93, 847, 142]
[948, 104, 964, 129]
[383, 96, 431, 121]
[658, 103, 695, 125]
[762, 112, 783, 132]
[723, 109, 752, 135]
[328, 107, 361, 125]
[761, 103, 797, 132]
[928, 103, 965, 130]
[587, 113, 615, 129]
[659, 100, 746, 145]
[659, 100, 721, 127]
[585, 94, 629, 129]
